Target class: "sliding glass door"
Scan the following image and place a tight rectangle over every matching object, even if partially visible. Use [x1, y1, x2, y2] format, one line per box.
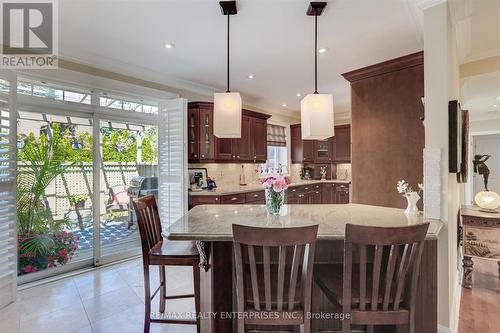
[98, 119, 158, 261]
[17, 111, 94, 277]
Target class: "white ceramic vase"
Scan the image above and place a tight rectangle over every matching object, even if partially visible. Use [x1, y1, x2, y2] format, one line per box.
[404, 192, 420, 216]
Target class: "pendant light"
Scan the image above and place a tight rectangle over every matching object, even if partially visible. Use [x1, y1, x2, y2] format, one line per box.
[301, 2, 334, 140]
[214, 1, 242, 138]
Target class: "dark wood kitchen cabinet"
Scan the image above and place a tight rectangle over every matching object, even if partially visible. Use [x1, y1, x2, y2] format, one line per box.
[189, 102, 270, 163]
[231, 115, 252, 161]
[332, 124, 351, 162]
[335, 183, 350, 204]
[252, 117, 267, 162]
[188, 102, 215, 162]
[290, 124, 315, 163]
[290, 124, 350, 164]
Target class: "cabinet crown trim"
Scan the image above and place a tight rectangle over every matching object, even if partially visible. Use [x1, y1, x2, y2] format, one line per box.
[342, 51, 424, 83]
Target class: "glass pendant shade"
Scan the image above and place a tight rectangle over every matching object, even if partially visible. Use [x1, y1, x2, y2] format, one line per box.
[213, 92, 242, 138]
[300, 93, 334, 140]
[474, 191, 500, 211]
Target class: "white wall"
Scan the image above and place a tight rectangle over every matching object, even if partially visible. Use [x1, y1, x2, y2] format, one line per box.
[423, 2, 462, 331]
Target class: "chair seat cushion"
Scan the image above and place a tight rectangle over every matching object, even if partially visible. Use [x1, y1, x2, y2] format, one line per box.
[314, 264, 404, 309]
[149, 239, 199, 259]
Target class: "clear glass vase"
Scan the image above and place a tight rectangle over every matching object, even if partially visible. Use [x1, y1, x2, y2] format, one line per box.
[265, 189, 285, 215]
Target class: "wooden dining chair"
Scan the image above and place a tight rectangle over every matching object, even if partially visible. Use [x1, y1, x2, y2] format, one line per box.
[232, 224, 319, 333]
[314, 223, 429, 333]
[133, 195, 200, 333]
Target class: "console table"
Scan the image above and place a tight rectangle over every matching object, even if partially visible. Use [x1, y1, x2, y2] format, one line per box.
[461, 205, 500, 289]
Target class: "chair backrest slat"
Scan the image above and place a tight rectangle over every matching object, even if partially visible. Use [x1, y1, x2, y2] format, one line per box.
[276, 246, 286, 311]
[371, 245, 384, 310]
[263, 246, 272, 311]
[359, 245, 367, 311]
[288, 244, 303, 311]
[132, 195, 163, 256]
[232, 224, 318, 314]
[382, 244, 399, 310]
[342, 223, 429, 315]
[247, 245, 261, 311]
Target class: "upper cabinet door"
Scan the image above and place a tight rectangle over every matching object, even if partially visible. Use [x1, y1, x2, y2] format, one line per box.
[199, 108, 214, 160]
[215, 137, 233, 160]
[333, 125, 351, 162]
[303, 140, 315, 163]
[188, 108, 199, 160]
[232, 115, 252, 161]
[290, 124, 303, 163]
[252, 117, 267, 162]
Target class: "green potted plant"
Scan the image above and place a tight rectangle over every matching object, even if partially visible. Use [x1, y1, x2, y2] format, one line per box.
[68, 194, 88, 209]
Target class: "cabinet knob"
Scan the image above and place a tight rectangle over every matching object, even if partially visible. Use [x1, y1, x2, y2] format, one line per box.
[237, 155, 240, 159]
[232, 155, 236, 158]
[215, 198, 218, 201]
[201, 154, 205, 157]
[231, 197, 238, 201]
[253, 194, 259, 198]
[194, 154, 197, 157]
[305, 187, 309, 190]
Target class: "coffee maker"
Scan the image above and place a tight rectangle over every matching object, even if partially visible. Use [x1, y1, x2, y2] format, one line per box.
[300, 166, 313, 180]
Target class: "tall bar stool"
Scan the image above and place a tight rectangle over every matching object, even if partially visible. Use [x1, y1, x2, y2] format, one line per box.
[132, 195, 200, 333]
[232, 224, 319, 333]
[314, 223, 429, 333]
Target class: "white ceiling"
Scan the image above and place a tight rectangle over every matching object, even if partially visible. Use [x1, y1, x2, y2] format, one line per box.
[461, 71, 500, 121]
[58, 0, 424, 118]
[449, 0, 500, 63]
[449, 0, 500, 121]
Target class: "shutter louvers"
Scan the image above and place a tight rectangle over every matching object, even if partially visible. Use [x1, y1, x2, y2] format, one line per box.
[158, 99, 187, 232]
[0, 73, 17, 309]
[267, 124, 287, 147]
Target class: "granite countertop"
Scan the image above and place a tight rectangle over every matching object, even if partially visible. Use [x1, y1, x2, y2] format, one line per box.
[189, 179, 351, 196]
[168, 203, 443, 241]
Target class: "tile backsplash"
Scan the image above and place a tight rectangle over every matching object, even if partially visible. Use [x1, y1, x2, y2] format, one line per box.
[190, 163, 351, 188]
[189, 163, 262, 188]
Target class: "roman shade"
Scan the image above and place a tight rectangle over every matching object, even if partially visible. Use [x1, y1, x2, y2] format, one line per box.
[267, 124, 286, 147]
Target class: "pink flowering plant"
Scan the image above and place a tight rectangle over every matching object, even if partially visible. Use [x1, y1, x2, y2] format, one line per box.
[260, 175, 291, 215]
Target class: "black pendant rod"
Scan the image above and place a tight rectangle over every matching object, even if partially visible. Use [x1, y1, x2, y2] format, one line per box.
[314, 11, 318, 94]
[226, 14, 230, 93]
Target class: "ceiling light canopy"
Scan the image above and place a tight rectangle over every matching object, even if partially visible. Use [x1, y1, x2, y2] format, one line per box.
[247, 74, 256, 79]
[318, 47, 328, 53]
[214, 1, 242, 138]
[164, 43, 174, 49]
[301, 2, 334, 140]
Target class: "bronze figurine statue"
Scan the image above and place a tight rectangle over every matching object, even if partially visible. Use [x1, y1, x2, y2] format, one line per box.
[473, 154, 491, 191]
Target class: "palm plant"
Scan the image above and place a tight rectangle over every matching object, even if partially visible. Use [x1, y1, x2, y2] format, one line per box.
[17, 131, 74, 256]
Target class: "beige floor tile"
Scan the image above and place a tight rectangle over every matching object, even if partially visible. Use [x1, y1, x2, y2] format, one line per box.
[74, 268, 128, 300]
[91, 303, 144, 333]
[19, 302, 90, 333]
[83, 286, 142, 324]
[0, 302, 21, 333]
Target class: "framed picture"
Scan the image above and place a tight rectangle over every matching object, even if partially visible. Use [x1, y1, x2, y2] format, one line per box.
[449, 100, 462, 174]
[188, 168, 208, 189]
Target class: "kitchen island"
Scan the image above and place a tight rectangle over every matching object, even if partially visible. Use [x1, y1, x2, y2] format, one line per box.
[168, 204, 443, 333]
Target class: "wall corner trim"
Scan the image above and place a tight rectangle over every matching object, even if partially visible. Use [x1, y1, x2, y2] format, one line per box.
[342, 51, 424, 83]
[415, 0, 447, 11]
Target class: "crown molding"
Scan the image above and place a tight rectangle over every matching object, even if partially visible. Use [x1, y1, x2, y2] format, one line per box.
[415, 0, 447, 11]
[342, 51, 424, 83]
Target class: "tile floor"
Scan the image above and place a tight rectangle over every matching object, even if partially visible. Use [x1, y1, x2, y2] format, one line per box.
[0, 258, 197, 333]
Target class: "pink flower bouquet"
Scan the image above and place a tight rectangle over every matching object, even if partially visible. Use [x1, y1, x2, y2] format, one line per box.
[260, 175, 291, 214]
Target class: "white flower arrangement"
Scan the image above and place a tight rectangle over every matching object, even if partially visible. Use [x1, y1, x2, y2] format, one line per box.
[396, 180, 423, 197]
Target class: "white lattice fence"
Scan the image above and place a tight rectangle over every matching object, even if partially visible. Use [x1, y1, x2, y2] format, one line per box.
[18, 162, 158, 218]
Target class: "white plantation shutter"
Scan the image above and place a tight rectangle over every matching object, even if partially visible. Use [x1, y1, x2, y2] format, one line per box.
[158, 98, 187, 231]
[0, 71, 17, 309]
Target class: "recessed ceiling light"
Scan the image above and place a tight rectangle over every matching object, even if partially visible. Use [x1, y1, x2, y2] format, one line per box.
[318, 47, 328, 53]
[496, 97, 500, 100]
[282, 103, 287, 107]
[494, 104, 498, 107]
[296, 93, 302, 97]
[247, 74, 256, 79]
[164, 43, 175, 49]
